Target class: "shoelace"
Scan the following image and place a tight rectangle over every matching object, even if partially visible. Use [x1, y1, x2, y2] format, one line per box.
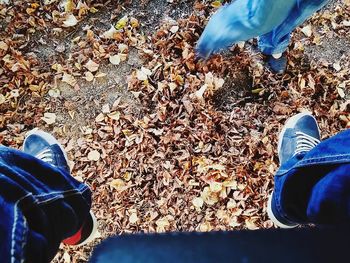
[294, 131, 320, 156]
[35, 149, 54, 164]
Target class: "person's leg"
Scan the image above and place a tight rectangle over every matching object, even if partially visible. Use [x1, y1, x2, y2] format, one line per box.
[196, 0, 298, 58]
[268, 113, 350, 227]
[258, 0, 330, 73]
[0, 129, 96, 263]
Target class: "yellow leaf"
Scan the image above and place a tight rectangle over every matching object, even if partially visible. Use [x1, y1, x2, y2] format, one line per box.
[211, 1, 222, 8]
[251, 88, 264, 94]
[115, 15, 128, 30]
[123, 171, 132, 181]
[110, 179, 126, 191]
[130, 17, 139, 28]
[63, 0, 75, 12]
[90, 7, 98, 13]
[52, 63, 63, 73]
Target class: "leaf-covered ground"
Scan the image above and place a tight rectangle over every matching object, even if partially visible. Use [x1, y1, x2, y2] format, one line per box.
[0, 0, 349, 262]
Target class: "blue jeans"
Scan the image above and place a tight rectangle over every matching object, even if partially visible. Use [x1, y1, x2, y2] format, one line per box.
[271, 129, 350, 225]
[0, 146, 91, 263]
[197, 0, 330, 56]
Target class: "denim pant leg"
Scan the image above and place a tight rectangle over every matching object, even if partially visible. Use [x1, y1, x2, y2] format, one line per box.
[272, 129, 350, 225]
[258, 0, 330, 55]
[197, 0, 298, 56]
[0, 146, 92, 263]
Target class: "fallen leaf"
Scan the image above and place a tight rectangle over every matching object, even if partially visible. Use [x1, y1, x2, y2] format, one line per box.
[170, 25, 179, 33]
[337, 87, 346, 98]
[118, 44, 128, 52]
[192, 197, 204, 208]
[108, 111, 120, 121]
[62, 73, 77, 86]
[101, 26, 118, 39]
[102, 103, 110, 113]
[84, 71, 94, 82]
[129, 212, 139, 223]
[63, 14, 78, 27]
[109, 54, 121, 65]
[95, 113, 105, 122]
[333, 62, 341, 72]
[195, 84, 208, 100]
[301, 25, 312, 37]
[87, 150, 100, 161]
[41, 113, 56, 125]
[48, 89, 60, 97]
[130, 17, 139, 28]
[0, 41, 8, 51]
[85, 59, 99, 72]
[0, 94, 6, 104]
[115, 15, 128, 30]
[156, 217, 170, 232]
[61, 0, 75, 12]
[110, 179, 126, 191]
[211, 0, 222, 8]
[136, 67, 152, 81]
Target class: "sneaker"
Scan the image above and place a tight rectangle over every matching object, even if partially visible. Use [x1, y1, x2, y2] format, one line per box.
[267, 113, 321, 228]
[23, 129, 70, 173]
[23, 129, 98, 245]
[62, 211, 98, 246]
[266, 53, 287, 74]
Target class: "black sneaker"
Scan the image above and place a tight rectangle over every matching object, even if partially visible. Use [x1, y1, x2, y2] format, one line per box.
[267, 113, 321, 228]
[23, 129, 70, 173]
[267, 53, 287, 74]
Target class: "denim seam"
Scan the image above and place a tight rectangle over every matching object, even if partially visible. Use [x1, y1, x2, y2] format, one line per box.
[16, 186, 89, 207]
[33, 185, 89, 198]
[296, 154, 350, 166]
[11, 203, 19, 263]
[34, 187, 90, 205]
[11, 193, 31, 263]
[276, 155, 350, 176]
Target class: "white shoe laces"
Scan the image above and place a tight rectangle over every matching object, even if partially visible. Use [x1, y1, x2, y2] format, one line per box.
[35, 149, 54, 163]
[294, 131, 320, 156]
